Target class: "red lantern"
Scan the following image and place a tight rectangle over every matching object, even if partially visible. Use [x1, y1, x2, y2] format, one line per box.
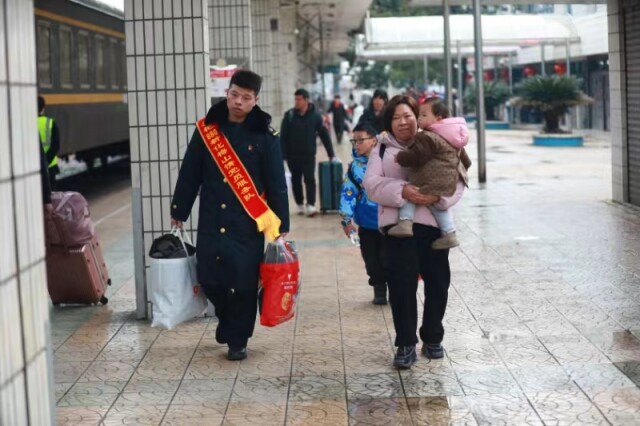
[553, 63, 566, 75]
[523, 66, 535, 77]
[483, 70, 493, 81]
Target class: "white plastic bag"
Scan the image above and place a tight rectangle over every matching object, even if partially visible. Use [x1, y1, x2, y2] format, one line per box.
[148, 229, 207, 329]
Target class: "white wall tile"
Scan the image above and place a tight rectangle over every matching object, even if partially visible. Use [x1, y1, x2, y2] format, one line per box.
[153, 21, 164, 54]
[185, 54, 195, 88]
[166, 90, 177, 124]
[174, 20, 184, 53]
[137, 93, 148, 126]
[176, 90, 187, 124]
[156, 91, 167, 123]
[126, 57, 137, 90]
[165, 56, 175, 89]
[175, 55, 185, 89]
[186, 89, 196, 123]
[183, 19, 194, 53]
[130, 128, 139, 162]
[135, 22, 145, 55]
[155, 56, 165, 89]
[173, 0, 183, 17]
[163, 21, 174, 54]
[153, 0, 163, 19]
[0, 182, 16, 282]
[125, 0, 134, 20]
[148, 126, 159, 161]
[128, 92, 138, 126]
[168, 126, 179, 159]
[147, 92, 158, 126]
[143, 0, 153, 19]
[139, 126, 149, 161]
[144, 21, 155, 54]
[0, 86, 10, 181]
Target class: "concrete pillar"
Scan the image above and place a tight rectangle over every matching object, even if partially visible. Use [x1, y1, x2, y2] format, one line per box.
[125, 0, 210, 318]
[251, 0, 278, 115]
[0, 0, 55, 424]
[208, 0, 252, 69]
[608, 0, 628, 203]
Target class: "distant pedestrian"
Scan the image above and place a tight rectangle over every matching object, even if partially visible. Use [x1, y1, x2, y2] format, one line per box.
[357, 89, 388, 134]
[170, 70, 290, 361]
[339, 123, 387, 305]
[328, 95, 350, 144]
[280, 89, 336, 217]
[363, 95, 465, 369]
[38, 96, 61, 188]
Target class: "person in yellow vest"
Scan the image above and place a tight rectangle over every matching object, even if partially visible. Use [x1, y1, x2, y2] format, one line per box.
[38, 96, 60, 188]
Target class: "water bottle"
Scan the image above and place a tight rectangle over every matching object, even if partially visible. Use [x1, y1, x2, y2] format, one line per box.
[349, 230, 360, 247]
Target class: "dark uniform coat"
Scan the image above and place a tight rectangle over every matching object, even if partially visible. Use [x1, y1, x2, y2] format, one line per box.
[171, 101, 290, 293]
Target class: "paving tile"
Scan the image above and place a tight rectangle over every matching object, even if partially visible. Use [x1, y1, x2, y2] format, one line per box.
[101, 404, 167, 426]
[592, 387, 640, 424]
[456, 367, 521, 396]
[465, 393, 542, 425]
[527, 387, 609, 425]
[223, 401, 286, 425]
[163, 402, 226, 426]
[56, 406, 109, 426]
[184, 356, 240, 380]
[347, 397, 413, 425]
[286, 399, 348, 425]
[406, 396, 476, 426]
[230, 377, 290, 403]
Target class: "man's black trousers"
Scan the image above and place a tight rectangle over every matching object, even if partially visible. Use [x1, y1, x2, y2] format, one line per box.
[383, 224, 451, 347]
[288, 157, 316, 207]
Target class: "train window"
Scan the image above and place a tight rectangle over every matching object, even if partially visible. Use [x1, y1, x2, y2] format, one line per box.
[110, 39, 119, 89]
[36, 20, 52, 87]
[95, 35, 106, 88]
[78, 31, 90, 88]
[59, 26, 73, 88]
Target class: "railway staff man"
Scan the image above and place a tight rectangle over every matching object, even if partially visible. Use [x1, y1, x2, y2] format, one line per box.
[170, 70, 290, 361]
[38, 96, 61, 188]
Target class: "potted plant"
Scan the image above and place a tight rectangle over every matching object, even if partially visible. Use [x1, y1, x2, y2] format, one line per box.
[511, 75, 593, 146]
[465, 81, 511, 129]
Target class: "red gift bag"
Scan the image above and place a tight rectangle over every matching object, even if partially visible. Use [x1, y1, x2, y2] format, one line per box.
[259, 239, 300, 327]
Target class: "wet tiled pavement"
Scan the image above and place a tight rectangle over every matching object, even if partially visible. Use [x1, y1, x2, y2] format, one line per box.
[52, 130, 640, 425]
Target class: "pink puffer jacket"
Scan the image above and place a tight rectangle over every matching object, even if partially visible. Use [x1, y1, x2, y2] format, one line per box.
[363, 132, 465, 230]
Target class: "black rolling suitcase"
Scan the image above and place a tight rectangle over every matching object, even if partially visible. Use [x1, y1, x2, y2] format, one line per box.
[319, 161, 343, 212]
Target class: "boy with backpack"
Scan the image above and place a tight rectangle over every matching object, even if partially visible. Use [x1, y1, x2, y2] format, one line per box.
[339, 123, 387, 305]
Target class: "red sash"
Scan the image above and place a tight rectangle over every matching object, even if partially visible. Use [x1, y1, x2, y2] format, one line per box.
[197, 117, 281, 241]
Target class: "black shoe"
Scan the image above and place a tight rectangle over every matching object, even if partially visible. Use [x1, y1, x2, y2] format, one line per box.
[393, 346, 417, 369]
[422, 343, 444, 359]
[373, 285, 387, 305]
[227, 346, 247, 361]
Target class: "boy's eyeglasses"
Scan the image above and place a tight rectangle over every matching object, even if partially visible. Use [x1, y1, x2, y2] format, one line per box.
[350, 137, 374, 146]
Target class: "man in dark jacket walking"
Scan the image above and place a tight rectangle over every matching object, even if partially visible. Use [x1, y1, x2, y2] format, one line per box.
[280, 89, 335, 217]
[328, 95, 350, 144]
[170, 70, 289, 361]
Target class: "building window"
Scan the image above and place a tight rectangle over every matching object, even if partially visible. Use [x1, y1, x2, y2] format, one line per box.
[78, 31, 90, 88]
[96, 35, 106, 88]
[36, 20, 52, 87]
[59, 26, 73, 88]
[110, 38, 119, 89]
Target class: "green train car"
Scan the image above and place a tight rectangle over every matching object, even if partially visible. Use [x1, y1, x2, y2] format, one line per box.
[35, 0, 128, 166]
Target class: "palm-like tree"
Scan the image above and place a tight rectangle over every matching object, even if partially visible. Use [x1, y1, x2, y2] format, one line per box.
[465, 81, 510, 120]
[511, 75, 593, 134]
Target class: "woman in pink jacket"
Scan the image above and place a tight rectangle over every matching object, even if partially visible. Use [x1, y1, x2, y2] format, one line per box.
[363, 95, 465, 369]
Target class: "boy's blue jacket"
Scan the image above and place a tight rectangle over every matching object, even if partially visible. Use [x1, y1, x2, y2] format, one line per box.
[339, 149, 379, 230]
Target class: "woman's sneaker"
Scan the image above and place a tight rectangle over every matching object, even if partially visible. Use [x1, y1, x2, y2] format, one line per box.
[393, 346, 417, 369]
[422, 343, 444, 359]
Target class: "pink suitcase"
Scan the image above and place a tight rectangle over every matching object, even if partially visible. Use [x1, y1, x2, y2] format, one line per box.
[45, 215, 111, 306]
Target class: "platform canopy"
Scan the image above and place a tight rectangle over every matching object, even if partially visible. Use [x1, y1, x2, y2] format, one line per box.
[288, 0, 373, 54]
[356, 14, 580, 59]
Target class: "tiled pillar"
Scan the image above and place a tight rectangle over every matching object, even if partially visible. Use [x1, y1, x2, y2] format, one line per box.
[277, 5, 297, 123]
[0, 0, 55, 424]
[250, 0, 276, 115]
[208, 0, 252, 69]
[609, 0, 628, 203]
[125, 0, 210, 318]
